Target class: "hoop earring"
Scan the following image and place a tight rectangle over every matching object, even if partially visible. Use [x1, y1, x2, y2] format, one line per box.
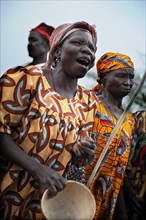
[56, 57, 60, 63]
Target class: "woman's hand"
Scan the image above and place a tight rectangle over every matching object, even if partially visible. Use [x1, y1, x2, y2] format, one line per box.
[0, 133, 67, 197]
[32, 163, 67, 197]
[72, 136, 96, 164]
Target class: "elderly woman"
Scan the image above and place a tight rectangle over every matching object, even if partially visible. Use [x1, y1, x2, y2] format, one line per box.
[0, 21, 98, 219]
[85, 52, 135, 220]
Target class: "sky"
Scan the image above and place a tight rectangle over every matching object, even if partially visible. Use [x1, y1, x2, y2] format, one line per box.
[0, 0, 146, 88]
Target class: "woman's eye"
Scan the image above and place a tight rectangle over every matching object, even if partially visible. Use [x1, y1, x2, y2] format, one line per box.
[115, 75, 122, 78]
[130, 75, 134, 79]
[72, 41, 81, 46]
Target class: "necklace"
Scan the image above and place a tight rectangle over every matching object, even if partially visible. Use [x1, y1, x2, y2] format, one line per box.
[102, 95, 119, 120]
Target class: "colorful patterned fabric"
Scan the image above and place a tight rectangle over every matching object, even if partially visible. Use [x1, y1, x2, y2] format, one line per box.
[31, 22, 54, 42]
[96, 52, 134, 85]
[45, 21, 97, 69]
[85, 99, 135, 220]
[127, 110, 146, 194]
[0, 65, 97, 219]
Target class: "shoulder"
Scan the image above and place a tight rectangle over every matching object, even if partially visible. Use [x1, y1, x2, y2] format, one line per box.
[3, 65, 43, 76]
[1, 65, 44, 88]
[77, 84, 99, 106]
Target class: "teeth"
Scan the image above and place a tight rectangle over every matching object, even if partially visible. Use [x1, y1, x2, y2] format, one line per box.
[81, 58, 89, 64]
[78, 58, 89, 66]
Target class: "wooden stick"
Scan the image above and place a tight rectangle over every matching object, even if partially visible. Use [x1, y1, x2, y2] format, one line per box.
[87, 71, 146, 187]
[139, 180, 146, 198]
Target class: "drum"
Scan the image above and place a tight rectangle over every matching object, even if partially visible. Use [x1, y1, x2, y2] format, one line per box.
[41, 180, 96, 220]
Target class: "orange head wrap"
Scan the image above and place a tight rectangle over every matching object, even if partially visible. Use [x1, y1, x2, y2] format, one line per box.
[94, 52, 134, 92]
[45, 21, 97, 69]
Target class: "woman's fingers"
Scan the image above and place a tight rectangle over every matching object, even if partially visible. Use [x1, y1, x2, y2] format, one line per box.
[72, 137, 96, 159]
[80, 138, 96, 150]
[36, 165, 67, 197]
[40, 176, 67, 197]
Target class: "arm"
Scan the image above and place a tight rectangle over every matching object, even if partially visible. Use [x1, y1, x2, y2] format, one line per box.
[71, 135, 96, 165]
[0, 68, 66, 196]
[71, 90, 97, 165]
[0, 133, 66, 196]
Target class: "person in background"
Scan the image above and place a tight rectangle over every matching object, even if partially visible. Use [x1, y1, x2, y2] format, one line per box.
[0, 21, 98, 219]
[84, 52, 135, 220]
[24, 22, 54, 67]
[126, 110, 146, 220]
[114, 110, 146, 220]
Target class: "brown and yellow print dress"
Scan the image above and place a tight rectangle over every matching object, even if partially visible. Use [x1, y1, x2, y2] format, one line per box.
[0, 65, 97, 219]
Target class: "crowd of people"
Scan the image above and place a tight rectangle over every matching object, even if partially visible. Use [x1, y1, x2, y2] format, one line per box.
[0, 20, 145, 220]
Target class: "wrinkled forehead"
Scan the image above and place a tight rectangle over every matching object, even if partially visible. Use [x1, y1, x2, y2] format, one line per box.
[64, 29, 93, 41]
[59, 28, 95, 46]
[102, 68, 135, 78]
[111, 68, 134, 74]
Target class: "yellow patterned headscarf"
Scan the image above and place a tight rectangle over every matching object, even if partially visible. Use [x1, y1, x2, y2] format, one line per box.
[97, 51, 134, 74]
[94, 52, 134, 91]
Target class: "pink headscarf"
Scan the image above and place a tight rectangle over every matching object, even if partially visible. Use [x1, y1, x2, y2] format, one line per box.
[45, 21, 97, 69]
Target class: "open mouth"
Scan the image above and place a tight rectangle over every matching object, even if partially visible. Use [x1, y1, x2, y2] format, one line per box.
[76, 58, 90, 67]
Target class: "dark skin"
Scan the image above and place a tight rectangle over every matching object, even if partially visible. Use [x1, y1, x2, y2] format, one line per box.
[43, 30, 96, 98]
[0, 30, 96, 197]
[100, 68, 144, 219]
[98, 68, 134, 119]
[27, 31, 50, 65]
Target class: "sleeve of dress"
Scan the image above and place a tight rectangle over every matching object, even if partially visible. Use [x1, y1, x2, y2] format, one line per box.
[77, 90, 98, 140]
[0, 65, 43, 134]
[74, 90, 98, 166]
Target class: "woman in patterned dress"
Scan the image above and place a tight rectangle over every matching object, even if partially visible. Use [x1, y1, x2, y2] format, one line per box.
[122, 110, 146, 220]
[0, 21, 98, 219]
[85, 52, 135, 220]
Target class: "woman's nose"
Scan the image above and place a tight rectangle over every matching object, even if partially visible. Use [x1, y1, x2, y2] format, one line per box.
[124, 77, 133, 87]
[81, 45, 92, 54]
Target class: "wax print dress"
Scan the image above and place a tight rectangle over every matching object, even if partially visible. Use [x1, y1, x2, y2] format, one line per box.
[85, 98, 135, 220]
[0, 65, 97, 219]
[127, 111, 146, 196]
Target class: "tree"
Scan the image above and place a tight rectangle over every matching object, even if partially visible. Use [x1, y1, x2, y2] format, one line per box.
[125, 72, 146, 112]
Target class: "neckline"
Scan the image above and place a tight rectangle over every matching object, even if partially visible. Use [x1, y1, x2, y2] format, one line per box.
[42, 69, 80, 102]
[99, 95, 123, 120]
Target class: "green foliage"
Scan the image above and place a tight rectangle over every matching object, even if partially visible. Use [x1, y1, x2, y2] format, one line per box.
[127, 73, 146, 111]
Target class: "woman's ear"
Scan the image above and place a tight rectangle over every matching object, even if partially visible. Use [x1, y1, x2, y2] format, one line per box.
[55, 47, 62, 60]
[53, 47, 62, 66]
[100, 73, 108, 87]
[100, 76, 105, 87]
